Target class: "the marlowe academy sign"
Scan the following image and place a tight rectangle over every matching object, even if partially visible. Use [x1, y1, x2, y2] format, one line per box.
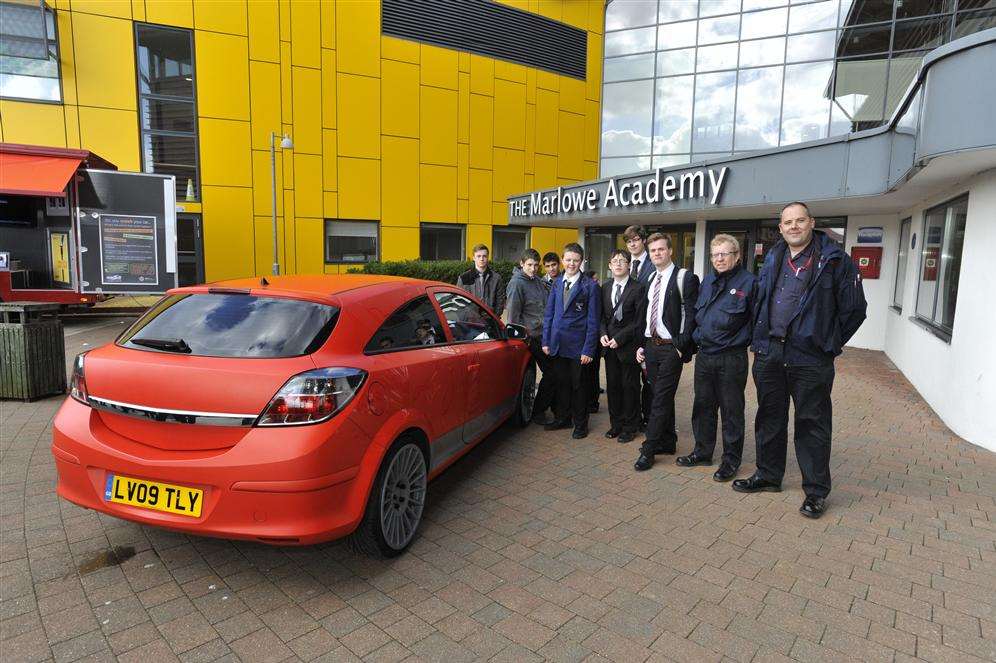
[509, 166, 729, 220]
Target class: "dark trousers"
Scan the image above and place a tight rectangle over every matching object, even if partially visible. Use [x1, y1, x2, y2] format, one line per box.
[640, 371, 651, 425]
[604, 349, 641, 435]
[528, 338, 557, 418]
[691, 349, 748, 468]
[640, 341, 683, 456]
[752, 341, 835, 498]
[553, 356, 589, 430]
[587, 346, 601, 409]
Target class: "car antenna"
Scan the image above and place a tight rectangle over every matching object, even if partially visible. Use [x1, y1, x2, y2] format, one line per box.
[260, 276, 269, 286]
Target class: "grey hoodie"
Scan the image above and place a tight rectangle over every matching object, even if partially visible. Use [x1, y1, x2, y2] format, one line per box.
[505, 266, 550, 340]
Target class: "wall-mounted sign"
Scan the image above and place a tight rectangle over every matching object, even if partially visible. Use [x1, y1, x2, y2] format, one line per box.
[98, 214, 159, 286]
[509, 166, 729, 220]
[856, 226, 884, 243]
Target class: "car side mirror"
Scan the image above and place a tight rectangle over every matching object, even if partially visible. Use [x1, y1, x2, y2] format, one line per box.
[505, 323, 527, 340]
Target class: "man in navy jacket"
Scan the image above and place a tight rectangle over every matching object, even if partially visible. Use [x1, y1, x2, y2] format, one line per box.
[542, 242, 601, 439]
[733, 202, 866, 519]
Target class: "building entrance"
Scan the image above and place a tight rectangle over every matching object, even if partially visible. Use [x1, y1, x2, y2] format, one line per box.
[706, 218, 847, 274]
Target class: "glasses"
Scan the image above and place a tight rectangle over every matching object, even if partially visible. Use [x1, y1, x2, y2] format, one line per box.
[710, 251, 739, 259]
[609, 258, 629, 266]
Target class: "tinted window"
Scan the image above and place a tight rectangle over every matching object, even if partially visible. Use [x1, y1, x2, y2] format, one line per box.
[434, 292, 502, 342]
[120, 294, 338, 357]
[365, 296, 447, 352]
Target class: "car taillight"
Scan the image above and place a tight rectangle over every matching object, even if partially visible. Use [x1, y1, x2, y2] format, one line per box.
[69, 353, 89, 405]
[256, 367, 366, 426]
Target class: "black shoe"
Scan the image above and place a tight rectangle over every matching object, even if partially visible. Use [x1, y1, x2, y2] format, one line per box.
[731, 474, 782, 493]
[604, 428, 620, 439]
[634, 454, 654, 471]
[639, 420, 648, 432]
[572, 428, 588, 439]
[676, 453, 712, 467]
[658, 447, 676, 456]
[800, 496, 826, 519]
[544, 419, 571, 431]
[531, 414, 549, 426]
[618, 431, 635, 444]
[713, 464, 738, 482]
[588, 404, 600, 414]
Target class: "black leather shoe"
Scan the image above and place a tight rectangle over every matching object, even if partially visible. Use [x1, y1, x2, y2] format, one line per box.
[800, 496, 826, 519]
[572, 428, 588, 439]
[618, 431, 635, 444]
[604, 428, 620, 439]
[634, 454, 654, 471]
[676, 453, 712, 467]
[544, 419, 571, 431]
[731, 474, 782, 493]
[713, 464, 738, 482]
[639, 420, 647, 432]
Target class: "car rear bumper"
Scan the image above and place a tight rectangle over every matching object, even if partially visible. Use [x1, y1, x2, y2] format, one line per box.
[52, 398, 369, 545]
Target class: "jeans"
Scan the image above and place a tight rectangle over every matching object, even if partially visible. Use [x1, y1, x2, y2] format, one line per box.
[691, 349, 748, 468]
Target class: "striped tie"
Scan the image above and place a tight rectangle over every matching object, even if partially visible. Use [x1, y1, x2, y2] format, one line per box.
[649, 272, 662, 339]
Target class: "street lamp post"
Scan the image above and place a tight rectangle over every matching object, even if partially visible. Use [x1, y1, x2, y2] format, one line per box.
[270, 132, 293, 276]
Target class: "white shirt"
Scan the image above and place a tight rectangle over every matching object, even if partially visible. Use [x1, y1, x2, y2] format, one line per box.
[611, 276, 628, 308]
[562, 271, 580, 290]
[630, 251, 648, 278]
[644, 263, 675, 339]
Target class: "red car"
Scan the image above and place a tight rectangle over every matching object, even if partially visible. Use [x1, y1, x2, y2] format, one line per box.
[52, 275, 535, 557]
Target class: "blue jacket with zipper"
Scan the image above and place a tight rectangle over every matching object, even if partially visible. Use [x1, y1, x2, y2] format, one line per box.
[693, 263, 758, 355]
[751, 230, 867, 364]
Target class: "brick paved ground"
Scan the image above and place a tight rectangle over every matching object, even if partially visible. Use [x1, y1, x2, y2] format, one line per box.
[2, 318, 995, 662]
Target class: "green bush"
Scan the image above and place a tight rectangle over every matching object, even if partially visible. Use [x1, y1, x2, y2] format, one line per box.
[348, 260, 517, 285]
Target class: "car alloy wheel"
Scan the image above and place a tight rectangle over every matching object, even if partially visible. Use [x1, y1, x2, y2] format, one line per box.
[378, 442, 426, 551]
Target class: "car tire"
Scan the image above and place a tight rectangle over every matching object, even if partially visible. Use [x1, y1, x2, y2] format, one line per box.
[348, 437, 427, 558]
[510, 361, 537, 428]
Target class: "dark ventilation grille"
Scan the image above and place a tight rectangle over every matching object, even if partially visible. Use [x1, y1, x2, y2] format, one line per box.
[382, 0, 587, 80]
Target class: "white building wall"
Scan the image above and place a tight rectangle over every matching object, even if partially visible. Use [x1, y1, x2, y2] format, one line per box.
[844, 214, 902, 351]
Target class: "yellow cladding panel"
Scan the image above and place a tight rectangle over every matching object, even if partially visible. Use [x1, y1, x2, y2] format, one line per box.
[560, 77, 585, 115]
[457, 144, 469, 199]
[321, 0, 335, 49]
[457, 198, 468, 221]
[491, 202, 506, 225]
[420, 165, 457, 221]
[562, 0, 588, 29]
[322, 49, 336, 128]
[292, 67, 322, 154]
[254, 215, 284, 277]
[78, 107, 139, 170]
[494, 80, 526, 150]
[534, 1, 562, 21]
[336, 0, 379, 77]
[492, 148, 524, 202]
[382, 36, 419, 63]
[145, 0, 193, 28]
[535, 88, 558, 155]
[457, 72, 470, 143]
[381, 227, 419, 261]
[193, 0, 247, 35]
[588, 0, 606, 33]
[251, 149, 283, 216]
[468, 169, 491, 224]
[249, 61, 281, 150]
[338, 74, 381, 158]
[65, 107, 81, 147]
[558, 111, 584, 180]
[202, 186, 254, 281]
[420, 86, 458, 166]
[584, 99, 600, 163]
[534, 153, 557, 188]
[529, 227, 558, 257]
[131, 0, 144, 21]
[555, 228, 578, 248]
[291, 0, 321, 68]
[493, 60, 527, 84]
[382, 60, 419, 138]
[72, 13, 135, 110]
[0, 101, 65, 146]
[71, 0, 131, 19]
[294, 153, 322, 218]
[199, 118, 252, 187]
[381, 137, 419, 227]
[468, 94, 493, 170]
[338, 157, 380, 219]
[523, 172, 533, 191]
[466, 224, 490, 256]
[295, 218, 325, 274]
[537, 69, 559, 92]
[524, 102, 535, 172]
[323, 191, 338, 217]
[248, 0, 279, 62]
[197, 32, 250, 121]
[282, 190, 296, 270]
[586, 32, 602, 102]
[420, 45, 458, 89]
[584, 160, 597, 180]
[469, 55, 493, 95]
[55, 12, 75, 105]
[322, 129, 337, 191]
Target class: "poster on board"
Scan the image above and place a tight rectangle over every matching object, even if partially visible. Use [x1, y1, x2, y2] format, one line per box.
[98, 214, 159, 286]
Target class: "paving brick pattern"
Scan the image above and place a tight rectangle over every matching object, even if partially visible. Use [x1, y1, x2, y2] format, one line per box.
[2, 319, 995, 661]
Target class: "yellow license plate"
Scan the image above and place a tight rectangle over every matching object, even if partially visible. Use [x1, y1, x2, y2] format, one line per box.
[104, 474, 203, 518]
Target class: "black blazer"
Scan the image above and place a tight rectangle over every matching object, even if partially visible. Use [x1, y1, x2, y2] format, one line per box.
[641, 266, 700, 361]
[599, 277, 647, 364]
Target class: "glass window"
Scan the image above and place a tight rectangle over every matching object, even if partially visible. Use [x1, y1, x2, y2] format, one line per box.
[606, 0, 659, 29]
[957, 0, 996, 9]
[602, 80, 654, 156]
[786, 30, 837, 61]
[893, 16, 947, 50]
[740, 36, 786, 66]
[833, 56, 889, 130]
[325, 220, 378, 264]
[434, 292, 502, 342]
[135, 24, 198, 202]
[744, 0, 787, 9]
[652, 154, 692, 168]
[658, 21, 699, 49]
[742, 7, 789, 38]
[735, 66, 784, 150]
[839, 23, 892, 56]
[658, 48, 697, 75]
[789, 0, 840, 32]
[693, 71, 737, 152]
[885, 52, 923, 117]
[654, 75, 695, 153]
[493, 226, 529, 262]
[896, 0, 951, 18]
[660, 0, 700, 22]
[420, 223, 464, 260]
[839, 0, 896, 25]
[604, 53, 656, 81]
[700, 0, 743, 17]
[893, 217, 911, 309]
[780, 61, 833, 145]
[601, 156, 653, 176]
[698, 15, 741, 44]
[365, 296, 447, 352]
[915, 195, 967, 335]
[605, 26, 658, 56]
[697, 42, 739, 70]
[954, 8, 996, 37]
[0, 6, 60, 102]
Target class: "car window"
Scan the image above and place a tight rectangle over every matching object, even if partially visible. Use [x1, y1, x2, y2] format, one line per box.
[365, 295, 447, 352]
[433, 292, 503, 342]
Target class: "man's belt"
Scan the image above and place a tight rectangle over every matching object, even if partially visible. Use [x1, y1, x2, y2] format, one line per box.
[649, 336, 673, 346]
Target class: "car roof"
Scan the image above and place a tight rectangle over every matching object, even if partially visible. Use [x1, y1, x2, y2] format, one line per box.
[171, 274, 450, 303]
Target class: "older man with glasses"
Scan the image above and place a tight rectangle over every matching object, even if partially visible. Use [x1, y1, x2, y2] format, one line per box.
[677, 234, 758, 481]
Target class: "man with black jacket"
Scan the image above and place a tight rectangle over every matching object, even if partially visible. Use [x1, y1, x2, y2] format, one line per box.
[506, 249, 556, 424]
[634, 233, 699, 471]
[733, 202, 866, 519]
[599, 250, 647, 444]
[457, 244, 505, 317]
[678, 234, 757, 481]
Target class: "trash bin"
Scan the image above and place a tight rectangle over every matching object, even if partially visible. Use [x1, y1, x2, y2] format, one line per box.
[0, 302, 67, 400]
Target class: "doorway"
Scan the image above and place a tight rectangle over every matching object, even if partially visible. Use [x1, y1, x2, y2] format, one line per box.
[176, 214, 204, 286]
[706, 218, 846, 273]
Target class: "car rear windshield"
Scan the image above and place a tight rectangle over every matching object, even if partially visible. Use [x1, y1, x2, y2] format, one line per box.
[119, 294, 339, 358]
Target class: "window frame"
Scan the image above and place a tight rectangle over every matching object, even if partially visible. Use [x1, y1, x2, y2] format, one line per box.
[491, 226, 531, 263]
[892, 216, 912, 311]
[133, 22, 201, 203]
[912, 192, 968, 341]
[363, 293, 450, 355]
[419, 222, 466, 261]
[323, 219, 380, 265]
[0, 5, 63, 104]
